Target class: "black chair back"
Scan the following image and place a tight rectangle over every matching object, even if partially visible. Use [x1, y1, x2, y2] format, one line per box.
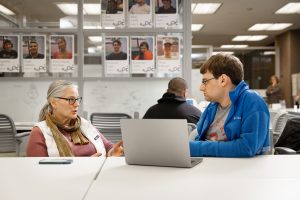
[275, 118, 300, 151]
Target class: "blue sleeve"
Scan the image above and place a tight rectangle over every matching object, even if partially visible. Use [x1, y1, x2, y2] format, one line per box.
[189, 111, 270, 157]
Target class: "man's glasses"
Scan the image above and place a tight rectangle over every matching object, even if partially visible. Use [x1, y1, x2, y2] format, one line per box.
[55, 97, 82, 105]
[201, 77, 216, 86]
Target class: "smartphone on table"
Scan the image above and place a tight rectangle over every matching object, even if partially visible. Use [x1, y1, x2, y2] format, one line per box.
[39, 159, 73, 164]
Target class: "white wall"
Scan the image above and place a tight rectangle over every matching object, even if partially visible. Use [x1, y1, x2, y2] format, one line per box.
[0, 79, 169, 122]
[83, 79, 169, 119]
[0, 81, 51, 122]
[191, 68, 204, 103]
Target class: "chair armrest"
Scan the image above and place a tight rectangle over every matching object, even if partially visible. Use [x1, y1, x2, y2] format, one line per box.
[189, 129, 198, 141]
[15, 131, 31, 138]
[274, 147, 297, 155]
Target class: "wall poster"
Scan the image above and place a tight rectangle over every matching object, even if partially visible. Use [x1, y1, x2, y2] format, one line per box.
[105, 36, 129, 75]
[22, 35, 46, 72]
[0, 35, 19, 72]
[50, 35, 74, 73]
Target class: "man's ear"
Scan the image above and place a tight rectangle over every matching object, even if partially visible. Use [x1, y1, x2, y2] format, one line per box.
[182, 90, 187, 98]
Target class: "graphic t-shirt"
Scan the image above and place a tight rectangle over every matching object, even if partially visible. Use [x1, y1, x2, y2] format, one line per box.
[206, 104, 231, 141]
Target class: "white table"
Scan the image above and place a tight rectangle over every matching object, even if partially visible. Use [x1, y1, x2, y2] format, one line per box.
[85, 156, 300, 200]
[0, 157, 105, 200]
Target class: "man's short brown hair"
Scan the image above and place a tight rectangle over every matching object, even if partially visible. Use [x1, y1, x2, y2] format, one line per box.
[200, 53, 244, 85]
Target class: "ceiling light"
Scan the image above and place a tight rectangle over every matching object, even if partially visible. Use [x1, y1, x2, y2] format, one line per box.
[263, 51, 275, 55]
[275, 3, 300, 14]
[88, 47, 96, 53]
[192, 3, 221, 14]
[232, 35, 268, 41]
[56, 3, 101, 15]
[191, 3, 197, 12]
[60, 18, 74, 28]
[57, 3, 78, 15]
[0, 4, 15, 15]
[88, 36, 102, 42]
[84, 25, 102, 29]
[191, 53, 207, 59]
[220, 45, 248, 48]
[191, 24, 204, 31]
[212, 51, 234, 55]
[249, 23, 292, 31]
[83, 4, 101, 15]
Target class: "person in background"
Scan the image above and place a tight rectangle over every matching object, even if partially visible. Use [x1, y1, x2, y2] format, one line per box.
[294, 89, 300, 109]
[26, 80, 123, 157]
[106, 0, 118, 14]
[156, 0, 176, 14]
[106, 39, 127, 60]
[157, 38, 177, 60]
[134, 41, 153, 60]
[116, 0, 124, 12]
[25, 41, 44, 59]
[53, 37, 72, 59]
[266, 75, 282, 104]
[0, 39, 17, 59]
[129, 0, 150, 14]
[143, 77, 201, 125]
[190, 53, 270, 157]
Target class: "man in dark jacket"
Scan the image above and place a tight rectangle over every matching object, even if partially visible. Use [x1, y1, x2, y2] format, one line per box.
[143, 77, 201, 125]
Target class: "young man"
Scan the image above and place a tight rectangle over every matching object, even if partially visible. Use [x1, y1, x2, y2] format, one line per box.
[0, 39, 17, 59]
[190, 53, 270, 157]
[157, 38, 177, 60]
[156, 0, 176, 14]
[106, 39, 127, 60]
[25, 41, 44, 59]
[143, 77, 201, 125]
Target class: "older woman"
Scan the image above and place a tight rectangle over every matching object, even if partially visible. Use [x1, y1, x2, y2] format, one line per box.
[26, 80, 123, 157]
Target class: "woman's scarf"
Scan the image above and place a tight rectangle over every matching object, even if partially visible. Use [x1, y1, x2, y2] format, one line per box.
[45, 114, 89, 156]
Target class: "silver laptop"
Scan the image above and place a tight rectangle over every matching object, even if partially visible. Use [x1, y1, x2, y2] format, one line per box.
[120, 119, 203, 168]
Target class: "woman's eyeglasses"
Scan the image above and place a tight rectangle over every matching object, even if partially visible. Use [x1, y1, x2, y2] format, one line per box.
[55, 97, 82, 105]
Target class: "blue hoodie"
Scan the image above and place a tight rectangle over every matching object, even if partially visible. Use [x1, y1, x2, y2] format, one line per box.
[190, 81, 270, 157]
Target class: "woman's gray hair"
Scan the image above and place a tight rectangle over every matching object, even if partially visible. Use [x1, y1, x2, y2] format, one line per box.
[38, 80, 77, 121]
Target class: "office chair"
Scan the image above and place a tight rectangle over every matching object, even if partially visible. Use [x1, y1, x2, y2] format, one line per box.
[270, 110, 288, 145]
[0, 114, 30, 156]
[90, 113, 132, 143]
[274, 117, 300, 155]
[187, 123, 198, 141]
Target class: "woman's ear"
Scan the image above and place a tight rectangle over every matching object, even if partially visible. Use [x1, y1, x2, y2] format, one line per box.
[49, 98, 57, 110]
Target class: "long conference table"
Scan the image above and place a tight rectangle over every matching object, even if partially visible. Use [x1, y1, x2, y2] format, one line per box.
[1, 156, 300, 200]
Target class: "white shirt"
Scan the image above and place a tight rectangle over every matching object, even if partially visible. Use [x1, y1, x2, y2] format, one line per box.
[129, 3, 150, 14]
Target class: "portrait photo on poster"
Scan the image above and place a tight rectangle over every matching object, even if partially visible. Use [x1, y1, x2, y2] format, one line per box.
[0, 35, 18, 59]
[102, 0, 124, 14]
[155, 0, 177, 14]
[50, 35, 73, 59]
[22, 35, 45, 59]
[105, 37, 128, 60]
[156, 36, 179, 60]
[128, 0, 151, 14]
[131, 36, 154, 60]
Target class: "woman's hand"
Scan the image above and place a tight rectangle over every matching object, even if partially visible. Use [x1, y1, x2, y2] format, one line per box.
[91, 152, 102, 157]
[108, 141, 124, 157]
